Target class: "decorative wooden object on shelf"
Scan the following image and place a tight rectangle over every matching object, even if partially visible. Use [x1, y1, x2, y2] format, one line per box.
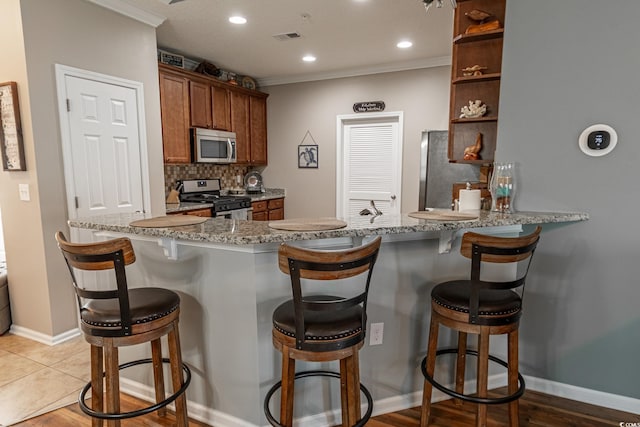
[463, 132, 483, 160]
[448, 0, 506, 164]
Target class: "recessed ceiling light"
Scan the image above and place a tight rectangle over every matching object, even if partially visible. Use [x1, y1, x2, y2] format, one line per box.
[229, 16, 247, 25]
[302, 55, 317, 62]
[397, 41, 413, 49]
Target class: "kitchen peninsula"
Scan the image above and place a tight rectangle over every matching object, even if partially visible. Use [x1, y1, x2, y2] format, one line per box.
[68, 210, 586, 426]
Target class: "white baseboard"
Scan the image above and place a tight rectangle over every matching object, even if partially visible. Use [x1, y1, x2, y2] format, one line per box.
[9, 325, 80, 345]
[524, 375, 640, 415]
[111, 372, 640, 427]
[119, 377, 258, 427]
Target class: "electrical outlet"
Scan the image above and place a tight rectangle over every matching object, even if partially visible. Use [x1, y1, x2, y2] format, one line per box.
[369, 322, 384, 346]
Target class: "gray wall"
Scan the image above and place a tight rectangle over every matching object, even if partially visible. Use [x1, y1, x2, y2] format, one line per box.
[498, 0, 640, 397]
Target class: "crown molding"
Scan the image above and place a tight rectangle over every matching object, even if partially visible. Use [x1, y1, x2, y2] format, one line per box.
[257, 55, 452, 88]
[87, 0, 166, 27]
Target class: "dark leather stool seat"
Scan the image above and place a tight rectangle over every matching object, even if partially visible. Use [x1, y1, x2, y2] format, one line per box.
[264, 237, 382, 427]
[420, 227, 541, 427]
[56, 232, 191, 427]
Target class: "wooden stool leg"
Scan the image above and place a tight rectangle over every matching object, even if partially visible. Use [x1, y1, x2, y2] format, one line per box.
[340, 350, 361, 426]
[278, 346, 296, 427]
[151, 338, 167, 417]
[420, 317, 440, 427]
[455, 331, 468, 405]
[90, 344, 104, 427]
[104, 341, 120, 427]
[475, 330, 489, 427]
[168, 320, 189, 427]
[508, 329, 520, 427]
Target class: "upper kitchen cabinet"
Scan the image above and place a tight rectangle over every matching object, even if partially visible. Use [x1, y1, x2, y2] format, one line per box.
[159, 67, 190, 163]
[249, 95, 267, 164]
[158, 63, 268, 165]
[189, 77, 231, 131]
[448, 0, 506, 164]
[231, 91, 268, 165]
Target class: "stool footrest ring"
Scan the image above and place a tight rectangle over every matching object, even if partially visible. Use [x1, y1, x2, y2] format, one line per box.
[264, 370, 373, 427]
[421, 348, 525, 405]
[79, 357, 192, 420]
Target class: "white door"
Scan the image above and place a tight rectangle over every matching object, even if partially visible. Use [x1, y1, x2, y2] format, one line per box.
[61, 75, 144, 218]
[337, 112, 403, 218]
[56, 65, 150, 290]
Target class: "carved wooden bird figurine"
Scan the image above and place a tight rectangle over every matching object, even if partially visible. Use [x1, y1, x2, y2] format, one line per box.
[463, 133, 483, 160]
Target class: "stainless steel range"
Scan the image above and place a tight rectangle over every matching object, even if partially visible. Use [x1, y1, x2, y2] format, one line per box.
[178, 179, 251, 219]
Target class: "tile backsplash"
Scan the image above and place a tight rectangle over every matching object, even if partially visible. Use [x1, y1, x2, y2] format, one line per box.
[164, 164, 256, 194]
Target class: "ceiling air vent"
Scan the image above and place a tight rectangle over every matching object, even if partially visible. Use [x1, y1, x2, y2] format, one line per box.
[272, 32, 302, 41]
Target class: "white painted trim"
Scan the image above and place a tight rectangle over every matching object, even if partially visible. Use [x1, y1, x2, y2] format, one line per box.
[86, 0, 166, 27]
[336, 111, 404, 219]
[524, 375, 640, 416]
[120, 377, 259, 427]
[113, 371, 640, 426]
[9, 325, 80, 346]
[54, 64, 153, 219]
[258, 56, 452, 87]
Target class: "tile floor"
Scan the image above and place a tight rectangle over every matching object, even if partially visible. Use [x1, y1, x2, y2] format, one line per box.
[0, 333, 90, 426]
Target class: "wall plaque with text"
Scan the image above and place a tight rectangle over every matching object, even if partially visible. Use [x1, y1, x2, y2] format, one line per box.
[353, 101, 385, 113]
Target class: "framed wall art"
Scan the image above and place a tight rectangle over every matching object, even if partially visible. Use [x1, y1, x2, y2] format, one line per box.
[0, 81, 26, 171]
[298, 130, 318, 169]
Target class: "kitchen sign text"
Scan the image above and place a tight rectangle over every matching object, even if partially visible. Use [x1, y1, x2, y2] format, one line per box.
[353, 101, 385, 113]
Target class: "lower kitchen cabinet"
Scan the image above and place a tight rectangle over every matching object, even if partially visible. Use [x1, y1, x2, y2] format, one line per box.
[251, 198, 284, 221]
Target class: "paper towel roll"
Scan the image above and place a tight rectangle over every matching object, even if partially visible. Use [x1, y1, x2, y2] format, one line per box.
[459, 189, 481, 211]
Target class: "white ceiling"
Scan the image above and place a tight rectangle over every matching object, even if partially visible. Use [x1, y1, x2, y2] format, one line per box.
[116, 0, 455, 86]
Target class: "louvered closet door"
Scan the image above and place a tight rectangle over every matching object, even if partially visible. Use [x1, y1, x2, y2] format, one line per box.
[342, 118, 401, 217]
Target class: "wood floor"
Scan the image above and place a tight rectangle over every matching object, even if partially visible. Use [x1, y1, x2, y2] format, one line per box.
[14, 387, 640, 427]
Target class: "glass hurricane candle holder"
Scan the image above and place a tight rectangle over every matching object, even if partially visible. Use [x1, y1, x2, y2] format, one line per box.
[490, 162, 516, 213]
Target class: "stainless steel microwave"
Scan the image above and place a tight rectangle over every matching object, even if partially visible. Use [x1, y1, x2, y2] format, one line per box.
[192, 128, 237, 164]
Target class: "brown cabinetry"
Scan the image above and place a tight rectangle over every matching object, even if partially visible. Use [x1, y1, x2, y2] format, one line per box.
[448, 0, 506, 164]
[159, 63, 267, 165]
[250, 96, 268, 164]
[190, 78, 231, 131]
[251, 198, 284, 221]
[159, 69, 191, 163]
[231, 91, 250, 163]
[231, 92, 268, 165]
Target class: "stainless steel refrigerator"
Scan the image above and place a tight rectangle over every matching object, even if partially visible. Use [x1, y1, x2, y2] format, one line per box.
[418, 130, 482, 210]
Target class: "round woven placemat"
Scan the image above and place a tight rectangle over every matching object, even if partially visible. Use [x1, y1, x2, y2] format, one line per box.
[268, 217, 347, 231]
[408, 210, 478, 221]
[130, 215, 208, 228]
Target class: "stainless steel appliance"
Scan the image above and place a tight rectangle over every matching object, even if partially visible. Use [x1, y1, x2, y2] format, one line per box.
[243, 171, 264, 193]
[178, 179, 251, 219]
[419, 130, 481, 210]
[192, 128, 237, 164]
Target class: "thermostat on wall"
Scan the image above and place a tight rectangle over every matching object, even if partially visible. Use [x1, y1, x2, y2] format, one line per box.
[578, 124, 617, 156]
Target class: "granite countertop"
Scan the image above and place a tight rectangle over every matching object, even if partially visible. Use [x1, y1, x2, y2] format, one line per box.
[69, 210, 588, 246]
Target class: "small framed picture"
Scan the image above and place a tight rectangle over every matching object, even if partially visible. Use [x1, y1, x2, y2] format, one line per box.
[298, 144, 318, 168]
[160, 51, 184, 68]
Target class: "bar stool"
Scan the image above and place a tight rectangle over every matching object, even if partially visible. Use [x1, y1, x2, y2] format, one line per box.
[264, 237, 382, 427]
[55, 232, 191, 427]
[420, 226, 541, 427]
